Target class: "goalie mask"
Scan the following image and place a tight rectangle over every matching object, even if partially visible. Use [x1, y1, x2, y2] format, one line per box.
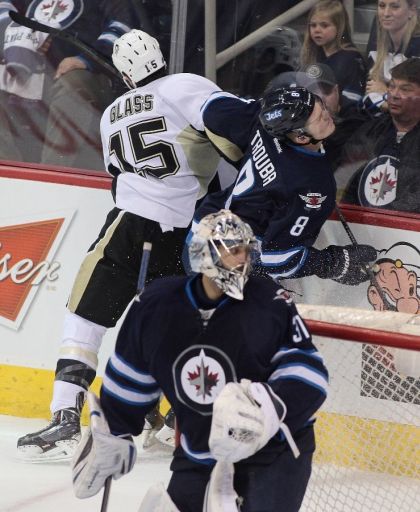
[188, 210, 258, 300]
[112, 29, 166, 89]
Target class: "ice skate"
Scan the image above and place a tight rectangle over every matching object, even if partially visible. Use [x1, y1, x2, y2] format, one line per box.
[140, 405, 164, 449]
[17, 392, 85, 462]
[17, 407, 82, 462]
[155, 408, 175, 448]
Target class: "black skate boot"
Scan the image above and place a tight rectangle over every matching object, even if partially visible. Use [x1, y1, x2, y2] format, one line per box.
[17, 393, 84, 462]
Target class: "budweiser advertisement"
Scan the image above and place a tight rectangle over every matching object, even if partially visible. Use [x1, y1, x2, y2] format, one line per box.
[0, 211, 74, 330]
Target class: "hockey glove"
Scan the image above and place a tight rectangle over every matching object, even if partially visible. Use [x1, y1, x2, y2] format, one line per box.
[308, 244, 377, 286]
[209, 380, 299, 463]
[72, 392, 136, 499]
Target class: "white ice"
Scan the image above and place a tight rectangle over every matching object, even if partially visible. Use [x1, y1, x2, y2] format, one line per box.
[1, 415, 418, 512]
[0, 415, 172, 512]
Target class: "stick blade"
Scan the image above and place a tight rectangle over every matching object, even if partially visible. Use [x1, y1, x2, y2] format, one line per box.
[8, 10, 59, 34]
[7, 10, 122, 80]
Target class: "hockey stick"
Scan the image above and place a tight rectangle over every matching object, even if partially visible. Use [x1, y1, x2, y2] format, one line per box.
[335, 205, 388, 301]
[335, 205, 358, 246]
[100, 477, 112, 512]
[8, 10, 122, 81]
[135, 241, 153, 300]
[99, 241, 152, 512]
[100, 242, 152, 512]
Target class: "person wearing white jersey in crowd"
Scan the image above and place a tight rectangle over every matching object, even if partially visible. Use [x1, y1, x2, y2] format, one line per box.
[17, 29, 223, 461]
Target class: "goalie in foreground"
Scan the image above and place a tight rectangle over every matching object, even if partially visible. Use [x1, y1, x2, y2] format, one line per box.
[72, 210, 329, 512]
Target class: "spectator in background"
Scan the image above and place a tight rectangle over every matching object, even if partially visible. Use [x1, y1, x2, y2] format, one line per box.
[239, 26, 301, 98]
[342, 58, 420, 213]
[0, 0, 136, 170]
[365, 0, 420, 111]
[174, 0, 301, 96]
[268, 63, 369, 170]
[300, 0, 367, 106]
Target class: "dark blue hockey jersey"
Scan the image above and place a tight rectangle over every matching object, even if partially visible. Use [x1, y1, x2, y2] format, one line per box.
[194, 93, 337, 279]
[100, 275, 328, 466]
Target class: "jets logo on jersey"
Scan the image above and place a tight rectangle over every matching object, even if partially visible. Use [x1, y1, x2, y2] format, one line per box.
[299, 192, 327, 210]
[27, 0, 83, 29]
[173, 345, 236, 415]
[358, 155, 398, 207]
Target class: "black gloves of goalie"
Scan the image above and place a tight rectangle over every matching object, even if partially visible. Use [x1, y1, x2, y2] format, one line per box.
[305, 244, 377, 285]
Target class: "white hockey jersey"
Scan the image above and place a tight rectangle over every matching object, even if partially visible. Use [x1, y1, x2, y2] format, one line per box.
[100, 73, 222, 228]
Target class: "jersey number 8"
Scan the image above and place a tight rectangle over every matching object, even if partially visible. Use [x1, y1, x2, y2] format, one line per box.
[290, 216, 309, 237]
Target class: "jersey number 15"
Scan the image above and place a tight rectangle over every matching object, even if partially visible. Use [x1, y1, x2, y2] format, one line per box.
[107, 117, 180, 179]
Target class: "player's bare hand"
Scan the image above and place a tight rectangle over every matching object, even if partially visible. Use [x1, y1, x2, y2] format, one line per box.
[55, 57, 87, 79]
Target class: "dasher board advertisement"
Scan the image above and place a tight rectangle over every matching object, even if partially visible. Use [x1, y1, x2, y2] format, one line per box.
[0, 169, 116, 373]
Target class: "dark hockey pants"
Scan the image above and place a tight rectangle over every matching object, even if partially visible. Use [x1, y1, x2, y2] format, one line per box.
[67, 207, 187, 327]
[167, 427, 314, 512]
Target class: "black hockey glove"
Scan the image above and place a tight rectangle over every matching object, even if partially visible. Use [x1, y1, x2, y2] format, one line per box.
[306, 244, 377, 286]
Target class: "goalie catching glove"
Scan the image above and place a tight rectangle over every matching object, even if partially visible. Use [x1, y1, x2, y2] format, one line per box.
[72, 392, 137, 499]
[306, 244, 377, 286]
[209, 379, 299, 463]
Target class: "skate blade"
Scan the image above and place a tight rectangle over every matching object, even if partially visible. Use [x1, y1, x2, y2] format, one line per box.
[16, 439, 79, 463]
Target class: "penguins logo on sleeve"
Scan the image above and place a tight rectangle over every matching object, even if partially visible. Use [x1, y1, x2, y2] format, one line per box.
[173, 345, 236, 415]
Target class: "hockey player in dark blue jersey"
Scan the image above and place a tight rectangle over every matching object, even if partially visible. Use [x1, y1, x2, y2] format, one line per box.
[71, 210, 329, 512]
[193, 86, 377, 285]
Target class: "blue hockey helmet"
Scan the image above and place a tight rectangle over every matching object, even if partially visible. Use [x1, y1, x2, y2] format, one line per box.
[259, 86, 316, 138]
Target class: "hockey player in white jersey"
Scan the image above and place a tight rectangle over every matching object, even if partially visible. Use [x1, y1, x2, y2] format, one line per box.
[17, 30, 224, 461]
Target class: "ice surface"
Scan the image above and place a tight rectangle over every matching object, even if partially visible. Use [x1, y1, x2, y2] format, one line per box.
[0, 415, 172, 512]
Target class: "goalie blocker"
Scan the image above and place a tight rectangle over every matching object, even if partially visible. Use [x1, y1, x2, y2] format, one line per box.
[72, 210, 328, 512]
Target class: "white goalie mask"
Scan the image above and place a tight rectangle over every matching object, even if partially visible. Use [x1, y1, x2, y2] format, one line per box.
[189, 210, 258, 300]
[112, 29, 166, 89]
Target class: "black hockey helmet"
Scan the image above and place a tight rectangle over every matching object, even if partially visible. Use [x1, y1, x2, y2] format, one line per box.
[259, 86, 316, 138]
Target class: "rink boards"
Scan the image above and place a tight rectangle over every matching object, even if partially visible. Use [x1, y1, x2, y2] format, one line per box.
[0, 165, 114, 420]
[0, 165, 419, 461]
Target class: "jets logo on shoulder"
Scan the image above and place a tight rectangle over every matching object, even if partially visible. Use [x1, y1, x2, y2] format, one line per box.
[173, 345, 236, 415]
[299, 192, 327, 210]
[358, 155, 398, 207]
[28, 0, 84, 29]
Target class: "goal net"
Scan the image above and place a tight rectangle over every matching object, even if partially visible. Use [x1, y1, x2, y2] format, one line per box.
[297, 305, 420, 512]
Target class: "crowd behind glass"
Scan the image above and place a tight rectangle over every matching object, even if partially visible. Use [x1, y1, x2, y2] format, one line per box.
[0, 0, 419, 213]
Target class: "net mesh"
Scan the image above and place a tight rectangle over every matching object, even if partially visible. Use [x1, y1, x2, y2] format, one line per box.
[301, 325, 420, 512]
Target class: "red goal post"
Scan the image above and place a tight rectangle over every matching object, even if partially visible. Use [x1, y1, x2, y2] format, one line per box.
[298, 303, 420, 350]
[297, 304, 420, 512]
